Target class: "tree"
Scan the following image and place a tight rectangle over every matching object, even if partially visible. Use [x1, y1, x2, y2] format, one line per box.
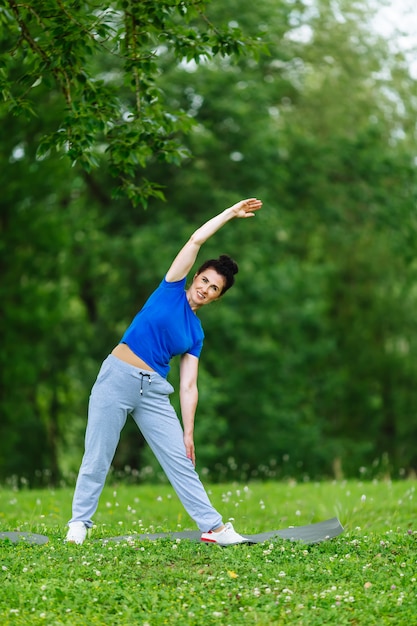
[1, 0, 262, 204]
[0, 0, 263, 483]
[2, 0, 417, 484]
[141, 0, 417, 478]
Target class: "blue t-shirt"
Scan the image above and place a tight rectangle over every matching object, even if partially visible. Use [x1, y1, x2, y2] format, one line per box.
[120, 277, 204, 378]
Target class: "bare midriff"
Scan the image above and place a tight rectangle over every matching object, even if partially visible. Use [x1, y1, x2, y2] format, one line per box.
[111, 343, 155, 372]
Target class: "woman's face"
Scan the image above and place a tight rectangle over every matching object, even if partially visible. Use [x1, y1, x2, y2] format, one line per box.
[187, 268, 226, 310]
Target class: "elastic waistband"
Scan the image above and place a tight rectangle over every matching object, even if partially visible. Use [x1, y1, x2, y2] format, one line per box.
[105, 354, 159, 379]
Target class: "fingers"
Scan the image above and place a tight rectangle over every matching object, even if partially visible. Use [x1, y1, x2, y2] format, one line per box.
[185, 442, 196, 466]
[237, 197, 262, 217]
[245, 198, 262, 210]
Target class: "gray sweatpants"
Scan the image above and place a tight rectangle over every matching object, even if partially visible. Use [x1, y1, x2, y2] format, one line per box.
[69, 355, 223, 532]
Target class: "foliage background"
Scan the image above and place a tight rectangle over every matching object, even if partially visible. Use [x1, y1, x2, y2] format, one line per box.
[1, 0, 417, 484]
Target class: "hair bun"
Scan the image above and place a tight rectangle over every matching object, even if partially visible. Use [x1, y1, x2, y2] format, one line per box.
[218, 254, 238, 276]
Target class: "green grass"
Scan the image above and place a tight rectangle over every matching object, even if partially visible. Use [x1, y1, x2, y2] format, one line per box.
[0, 479, 416, 625]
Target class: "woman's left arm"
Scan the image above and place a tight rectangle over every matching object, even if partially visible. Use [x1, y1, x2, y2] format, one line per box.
[179, 353, 200, 466]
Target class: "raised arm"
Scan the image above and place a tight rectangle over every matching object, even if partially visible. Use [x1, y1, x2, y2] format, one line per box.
[165, 197, 262, 283]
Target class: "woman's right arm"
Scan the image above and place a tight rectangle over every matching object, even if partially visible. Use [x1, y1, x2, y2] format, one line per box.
[165, 198, 262, 283]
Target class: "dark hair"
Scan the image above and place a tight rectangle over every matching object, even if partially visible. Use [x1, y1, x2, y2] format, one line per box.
[196, 254, 238, 295]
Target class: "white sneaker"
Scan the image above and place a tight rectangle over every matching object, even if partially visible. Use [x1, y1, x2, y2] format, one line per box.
[201, 522, 248, 546]
[66, 521, 87, 545]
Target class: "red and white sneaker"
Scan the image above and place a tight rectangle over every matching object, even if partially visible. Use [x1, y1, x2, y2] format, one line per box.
[201, 522, 247, 546]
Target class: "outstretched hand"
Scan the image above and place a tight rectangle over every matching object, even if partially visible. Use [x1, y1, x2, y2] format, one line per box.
[166, 196, 262, 283]
[229, 197, 263, 218]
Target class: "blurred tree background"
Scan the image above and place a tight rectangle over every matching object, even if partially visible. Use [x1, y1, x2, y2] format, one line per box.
[1, 0, 417, 486]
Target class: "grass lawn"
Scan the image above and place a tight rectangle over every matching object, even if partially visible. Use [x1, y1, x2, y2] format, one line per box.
[0, 479, 416, 625]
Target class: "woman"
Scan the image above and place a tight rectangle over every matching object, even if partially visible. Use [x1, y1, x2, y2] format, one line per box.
[66, 197, 263, 545]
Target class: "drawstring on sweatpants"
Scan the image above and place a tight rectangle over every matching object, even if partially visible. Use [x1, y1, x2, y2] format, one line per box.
[139, 372, 151, 395]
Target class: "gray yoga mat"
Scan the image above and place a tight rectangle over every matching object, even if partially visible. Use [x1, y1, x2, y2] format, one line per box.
[0, 532, 49, 545]
[0, 517, 344, 546]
